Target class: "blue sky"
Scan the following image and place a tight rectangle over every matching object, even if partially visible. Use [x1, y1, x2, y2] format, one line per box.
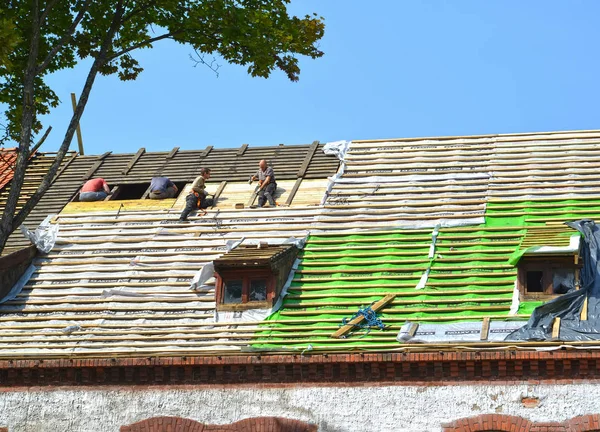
[33, 0, 600, 154]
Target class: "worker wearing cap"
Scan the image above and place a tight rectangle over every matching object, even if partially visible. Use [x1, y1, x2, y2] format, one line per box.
[149, 176, 178, 199]
[179, 168, 213, 221]
[249, 160, 277, 207]
[79, 178, 111, 201]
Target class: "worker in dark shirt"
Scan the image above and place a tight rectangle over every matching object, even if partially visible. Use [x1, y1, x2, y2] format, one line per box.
[79, 178, 111, 201]
[250, 159, 277, 207]
[179, 168, 213, 221]
[149, 177, 178, 199]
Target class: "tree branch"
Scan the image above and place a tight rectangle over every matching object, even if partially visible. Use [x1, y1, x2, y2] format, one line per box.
[12, 0, 127, 233]
[105, 32, 175, 63]
[39, 0, 59, 25]
[30, 125, 52, 154]
[0, 0, 41, 250]
[189, 50, 221, 77]
[36, 0, 91, 74]
[121, 0, 157, 24]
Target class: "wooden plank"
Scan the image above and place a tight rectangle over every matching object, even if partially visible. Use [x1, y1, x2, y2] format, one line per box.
[104, 185, 120, 201]
[285, 178, 303, 206]
[331, 294, 396, 339]
[247, 186, 259, 207]
[480, 317, 490, 340]
[552, 317, 561, 339]
[236, 143, 249, 156]
[200, 145, 213, 158]
[70, 93, 85, 155]
[122, 148, 145, 175]
[49, 152, 78, 187]
[167, 147, 179, 159]
[581, 297, 588, 321]
[83, 152, 111, 180]
[29, 126, 53, 155]
[296, 140, 320, 177]
[141, 183, 153, 199]
[407, 322, 419, 337]
[211, 181, 227, 208]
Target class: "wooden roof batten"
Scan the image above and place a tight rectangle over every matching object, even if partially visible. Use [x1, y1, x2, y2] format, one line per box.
[82, 151, 112, 180]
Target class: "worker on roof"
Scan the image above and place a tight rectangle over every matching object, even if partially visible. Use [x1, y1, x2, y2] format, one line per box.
[179, 168, 213, 222]
[149, 176, 178, 199]
[249, 159, 277, 207]
[79, 178, 111, 202]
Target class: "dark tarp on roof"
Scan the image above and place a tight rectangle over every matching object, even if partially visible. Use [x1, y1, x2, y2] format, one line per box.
[506, 219, 600, 341]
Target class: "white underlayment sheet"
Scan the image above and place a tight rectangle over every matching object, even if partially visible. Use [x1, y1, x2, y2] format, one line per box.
[397, 321, 528, 343]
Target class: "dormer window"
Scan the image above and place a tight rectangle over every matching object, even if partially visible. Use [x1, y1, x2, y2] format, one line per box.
[518, 256, 581, 300]
[214, 244, 299, 311]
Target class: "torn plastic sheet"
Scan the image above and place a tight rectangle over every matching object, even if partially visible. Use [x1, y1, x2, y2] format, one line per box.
[189, 262, 216, 292]
[506, 219, 600, 342]
[321, 163, 346, 206]
[428, 224, 441, 259]
[20, 214, 58, 253]
[189, 236, 306, 293]
[398, 321, 528, 343]
[414, 268, 429, 290]
[0, 264, 36, 304]
[509, 280, 520, 315]
[320, 140, 351, 206]
[323, 140, 350, 161]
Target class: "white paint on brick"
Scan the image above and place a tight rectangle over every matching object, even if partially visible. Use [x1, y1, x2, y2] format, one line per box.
[1, 383, 599, 432]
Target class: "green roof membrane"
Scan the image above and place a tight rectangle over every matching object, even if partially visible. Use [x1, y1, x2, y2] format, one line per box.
[252, 199, 600, 350]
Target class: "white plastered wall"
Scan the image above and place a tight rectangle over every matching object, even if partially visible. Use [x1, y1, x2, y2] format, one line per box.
[1, 383, 600, 432]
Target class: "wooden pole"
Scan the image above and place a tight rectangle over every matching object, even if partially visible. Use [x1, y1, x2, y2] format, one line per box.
[70, 93, 85, 155]
[331, 294, 396, 339]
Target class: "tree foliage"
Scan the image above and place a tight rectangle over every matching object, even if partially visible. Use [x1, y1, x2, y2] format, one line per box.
[0, 0, 324, 252]
[1, 0, 325, 142]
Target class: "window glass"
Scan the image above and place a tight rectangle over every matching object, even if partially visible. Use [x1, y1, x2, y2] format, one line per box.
[249, 279, 267, 301]
[223, 280, 243, 303]
[526, 271, 544, 292]
[553, 269, 575, 294]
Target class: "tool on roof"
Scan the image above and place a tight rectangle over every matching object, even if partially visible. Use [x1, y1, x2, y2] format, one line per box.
[331, 294, 395, 339]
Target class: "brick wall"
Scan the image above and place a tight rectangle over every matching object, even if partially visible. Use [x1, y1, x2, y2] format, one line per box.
[120, 416, 317, 432]
[5, 351, 600, 387]
[442, 414, 600, 431]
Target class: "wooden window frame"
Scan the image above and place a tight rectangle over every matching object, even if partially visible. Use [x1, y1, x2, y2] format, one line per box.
[517, 256, 580, 300]
[216, 269, 275, 311]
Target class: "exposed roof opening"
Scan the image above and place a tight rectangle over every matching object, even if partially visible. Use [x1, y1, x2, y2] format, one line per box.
[111, 183, 149, 200]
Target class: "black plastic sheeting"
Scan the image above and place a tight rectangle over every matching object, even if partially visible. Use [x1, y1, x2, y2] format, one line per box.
[506, 219, 600, 341]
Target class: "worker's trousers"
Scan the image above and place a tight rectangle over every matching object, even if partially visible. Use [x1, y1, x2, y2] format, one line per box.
[258, 183, 276, 207]
[179, 194, 214, 220]
[80, 191, 107, 201]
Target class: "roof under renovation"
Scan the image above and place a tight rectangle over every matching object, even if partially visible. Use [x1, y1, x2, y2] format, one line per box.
[0, 149, 77, 255]
[2, 131, 600, 359]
